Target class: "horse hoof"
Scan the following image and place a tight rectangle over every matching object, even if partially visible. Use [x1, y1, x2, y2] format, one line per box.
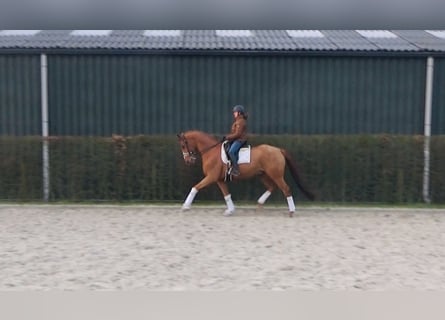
[223, 210, 234, 216]
[182, 205, 191, 211]
[289, 211, 294, 217]
[257, 203, 264, 210]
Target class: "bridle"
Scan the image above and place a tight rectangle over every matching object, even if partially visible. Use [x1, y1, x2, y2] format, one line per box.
[177, 133, 198, 162]
[177, 132, 221, 162]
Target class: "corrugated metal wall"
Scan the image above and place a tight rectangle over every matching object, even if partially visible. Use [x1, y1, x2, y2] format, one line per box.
[433, 57, 445, 134]
[0, 55, 41, 135]
[48, 54, 427, 136]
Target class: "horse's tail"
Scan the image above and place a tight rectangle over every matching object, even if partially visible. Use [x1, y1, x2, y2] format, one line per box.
[281, 149, 315, 201]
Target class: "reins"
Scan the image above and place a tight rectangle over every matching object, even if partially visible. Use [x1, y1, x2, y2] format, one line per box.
[199, 141, 221, 155]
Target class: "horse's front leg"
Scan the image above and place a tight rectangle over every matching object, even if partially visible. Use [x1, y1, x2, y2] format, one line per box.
[216, 181, 235, 216]
[182, 175, 215, 210]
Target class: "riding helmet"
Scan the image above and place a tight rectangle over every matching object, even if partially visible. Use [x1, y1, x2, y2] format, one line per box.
[233, 105, 245, 114]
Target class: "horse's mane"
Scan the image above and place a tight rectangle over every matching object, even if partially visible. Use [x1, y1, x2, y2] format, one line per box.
[185, 130, 218, 144]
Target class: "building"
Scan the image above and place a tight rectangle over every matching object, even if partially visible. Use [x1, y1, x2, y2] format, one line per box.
[1, 29, 444, 136]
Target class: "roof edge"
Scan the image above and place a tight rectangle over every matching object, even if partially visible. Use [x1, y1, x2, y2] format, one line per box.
[1, 48, 445, 57]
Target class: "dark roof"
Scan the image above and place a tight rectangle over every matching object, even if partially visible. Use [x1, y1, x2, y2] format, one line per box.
[1, 30, 445, 55]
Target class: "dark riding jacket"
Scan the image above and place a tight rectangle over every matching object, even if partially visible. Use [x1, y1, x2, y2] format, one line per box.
[226, 116, 247, 142]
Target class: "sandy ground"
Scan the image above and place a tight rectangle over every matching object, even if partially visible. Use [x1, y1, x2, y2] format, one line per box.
[0, 204, 444, 291]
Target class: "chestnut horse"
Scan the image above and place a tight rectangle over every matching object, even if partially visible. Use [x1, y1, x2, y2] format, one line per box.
[177, 130, 314, 216]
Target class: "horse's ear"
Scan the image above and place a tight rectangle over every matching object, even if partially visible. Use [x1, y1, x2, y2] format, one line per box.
[176, 133, 181, 138]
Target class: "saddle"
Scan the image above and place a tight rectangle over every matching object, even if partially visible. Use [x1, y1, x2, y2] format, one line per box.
[221, 141, 251, 181]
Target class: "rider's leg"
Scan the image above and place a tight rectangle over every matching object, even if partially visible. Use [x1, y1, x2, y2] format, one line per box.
[228, 140, 243, 176]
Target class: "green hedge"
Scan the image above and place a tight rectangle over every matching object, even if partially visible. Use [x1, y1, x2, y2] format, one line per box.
[0, 136, 42, 200]
[431, 136, 445, 202]
[0, 135, 442, 203]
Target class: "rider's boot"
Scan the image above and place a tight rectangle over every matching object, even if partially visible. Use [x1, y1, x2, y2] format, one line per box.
[228, 154, 240, 176]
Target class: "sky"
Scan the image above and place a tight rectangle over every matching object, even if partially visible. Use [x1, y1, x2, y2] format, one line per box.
[0, 0, 444, 29]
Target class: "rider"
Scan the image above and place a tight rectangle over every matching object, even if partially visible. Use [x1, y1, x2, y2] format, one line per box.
[222, 105, 248, 176]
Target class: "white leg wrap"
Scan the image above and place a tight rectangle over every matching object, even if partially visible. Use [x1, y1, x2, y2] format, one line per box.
[258, 190, 272, 205]
[183, 187, 198, 209]
[286, 196, 296, 212]
[224, 194, 235, 215]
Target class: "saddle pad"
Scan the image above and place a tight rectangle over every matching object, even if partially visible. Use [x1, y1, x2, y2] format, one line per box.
[221, 144, 251, 164]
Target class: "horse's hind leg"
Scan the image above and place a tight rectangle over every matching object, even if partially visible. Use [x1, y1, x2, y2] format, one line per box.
[272, 176, 296, 217]
[216, 181, 235, 216]
[257, 174, 276, 208]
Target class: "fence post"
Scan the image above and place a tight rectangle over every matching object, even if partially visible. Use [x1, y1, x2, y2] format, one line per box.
[423, 56, 434, 204]
[41, 54, 50, 201]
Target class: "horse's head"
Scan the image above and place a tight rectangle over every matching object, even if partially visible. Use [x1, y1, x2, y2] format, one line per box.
[177, 132, 198, 165]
